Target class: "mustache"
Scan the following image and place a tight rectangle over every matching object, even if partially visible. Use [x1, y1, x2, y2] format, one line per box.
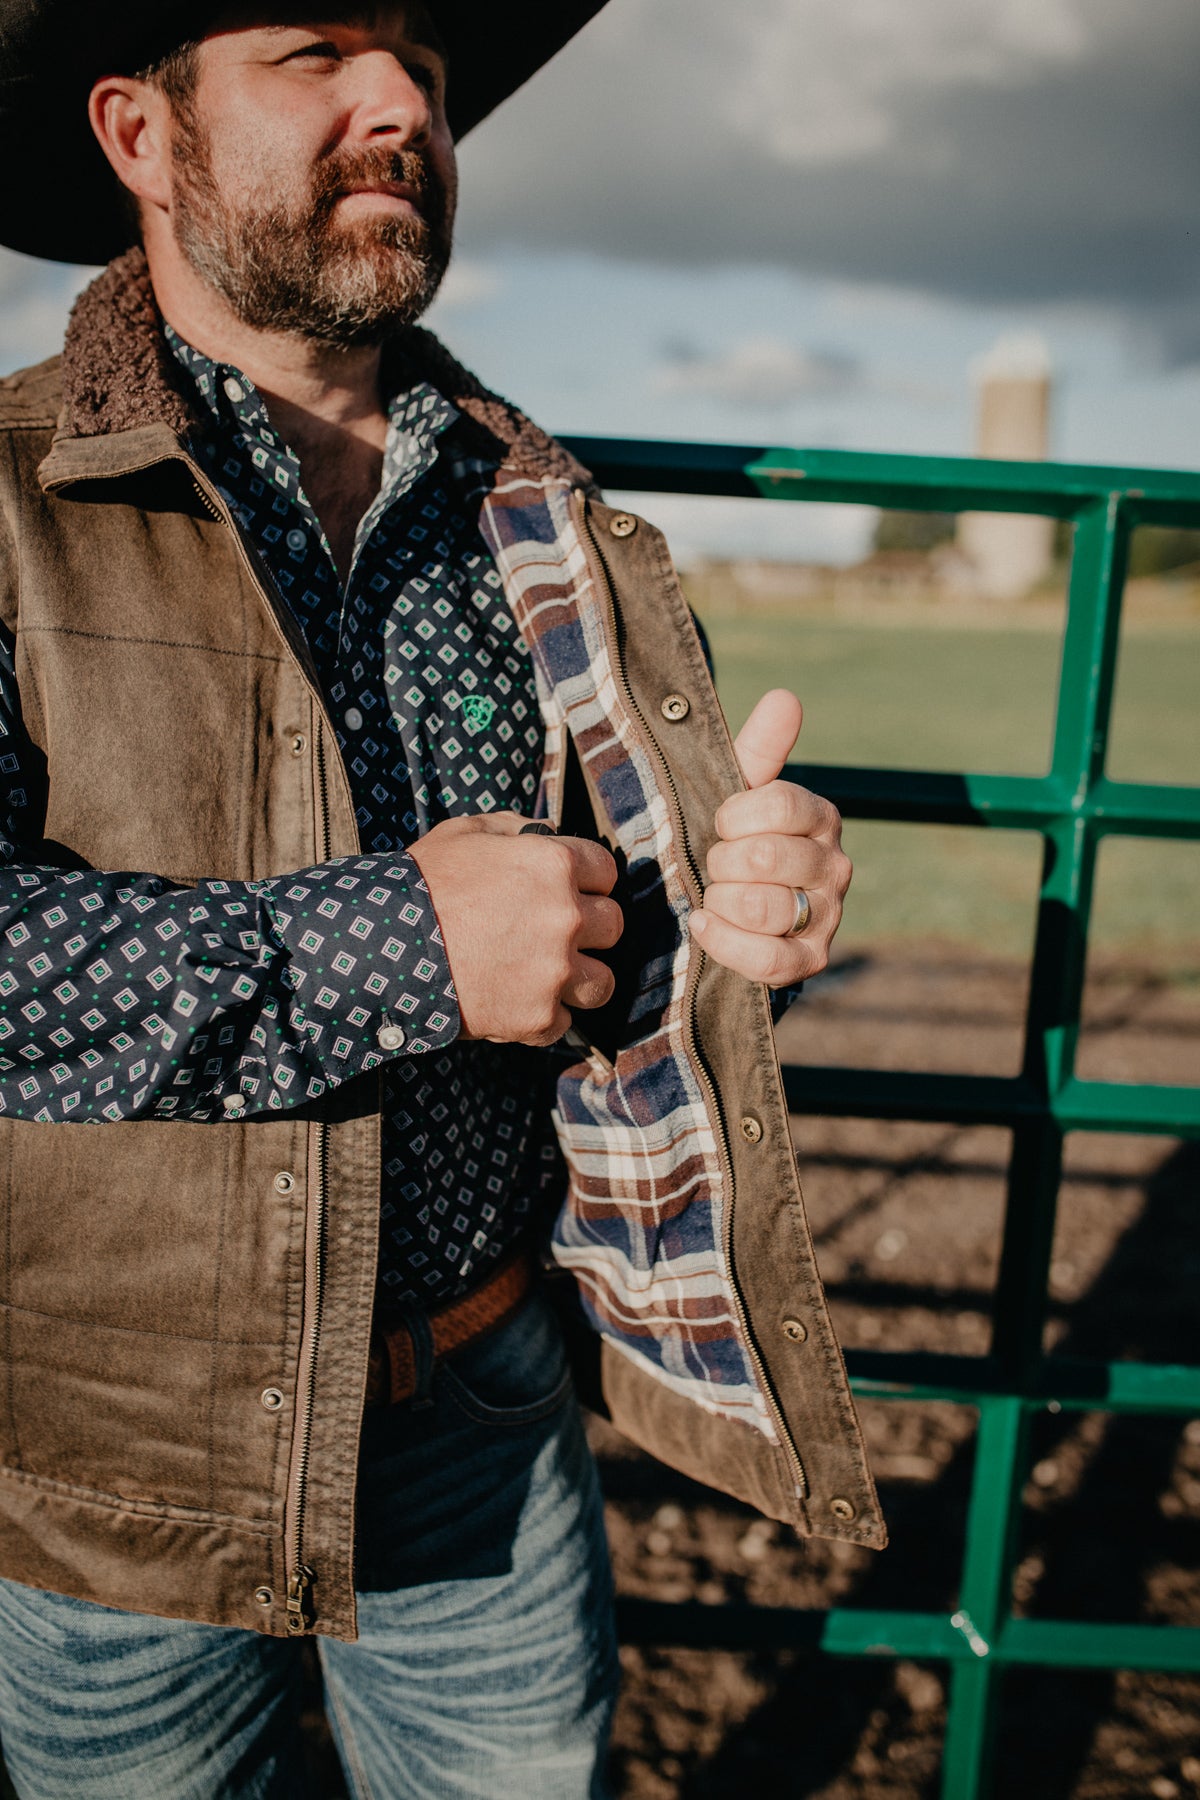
[310, 147, 444, 222]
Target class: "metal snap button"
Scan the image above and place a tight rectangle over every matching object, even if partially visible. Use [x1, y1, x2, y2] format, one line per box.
[739, 1114, 763, 1144]
[289, 733, 307, 757]
[377, 1024, 406, 1053]
[660, 693, 690, 722]
[782, 1318, 808, 1344]
[829, 1497, 857, 1523]
[608, 513, 637, 539]
[273, 1172, 295, 1196]
[286, 528, 307, 554]
[254, 1586, 275, 1607]
[261, 1388, 284, 1413]
[222, 1093, 244, 1114]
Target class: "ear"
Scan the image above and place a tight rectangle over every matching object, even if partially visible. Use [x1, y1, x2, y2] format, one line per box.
[87, 76, 174, 218]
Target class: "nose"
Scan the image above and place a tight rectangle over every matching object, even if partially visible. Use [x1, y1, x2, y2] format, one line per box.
[352, 50, 435, 147]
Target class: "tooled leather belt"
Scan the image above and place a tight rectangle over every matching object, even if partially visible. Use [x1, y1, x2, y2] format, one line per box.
[364, 1252, 537, 1408]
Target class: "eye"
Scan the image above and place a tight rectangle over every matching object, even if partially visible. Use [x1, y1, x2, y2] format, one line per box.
[282, 40, 342, 66]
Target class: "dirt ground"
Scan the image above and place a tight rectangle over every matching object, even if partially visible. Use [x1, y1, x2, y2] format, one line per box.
[600, 944, 1200, 1800]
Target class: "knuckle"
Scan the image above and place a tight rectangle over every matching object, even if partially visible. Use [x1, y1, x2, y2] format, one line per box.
[548, 840, 576, 880]
[745, 886, 773, 933]
[534, 1000, 562, 1039]
[747, 836, 777, 879]
[763, 947, 794, 987]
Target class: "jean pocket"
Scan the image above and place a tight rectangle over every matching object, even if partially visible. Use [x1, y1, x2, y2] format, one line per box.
[441, 1293, 574, 1427]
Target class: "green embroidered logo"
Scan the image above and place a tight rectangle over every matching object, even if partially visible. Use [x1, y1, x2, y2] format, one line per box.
[461, 695, 497, 731]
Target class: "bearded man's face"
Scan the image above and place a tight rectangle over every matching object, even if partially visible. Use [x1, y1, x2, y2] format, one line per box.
[162, 13, 456, 345]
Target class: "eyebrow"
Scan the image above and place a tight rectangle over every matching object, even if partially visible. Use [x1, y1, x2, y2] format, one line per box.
[253, 13, 446, 57]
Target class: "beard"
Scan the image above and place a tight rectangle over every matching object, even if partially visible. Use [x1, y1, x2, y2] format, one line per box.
[168, 108, 455, 346]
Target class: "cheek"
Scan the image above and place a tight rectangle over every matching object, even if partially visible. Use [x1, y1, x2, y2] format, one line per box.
[220, 129, 307, 208]
[200, 92, 326, 199]
[430, 128, 457, 206]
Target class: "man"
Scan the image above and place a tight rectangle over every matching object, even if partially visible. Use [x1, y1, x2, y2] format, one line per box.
[0, 4, 882, 1794]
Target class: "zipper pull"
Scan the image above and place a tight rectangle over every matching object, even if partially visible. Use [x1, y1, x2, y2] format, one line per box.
[285, 1565, 316, 1635]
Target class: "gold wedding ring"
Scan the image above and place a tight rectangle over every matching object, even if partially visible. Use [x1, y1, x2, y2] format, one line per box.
[786, 887, 811, 936]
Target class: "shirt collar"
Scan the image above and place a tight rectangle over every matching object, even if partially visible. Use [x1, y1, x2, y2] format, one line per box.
[164, 323, 460, 505]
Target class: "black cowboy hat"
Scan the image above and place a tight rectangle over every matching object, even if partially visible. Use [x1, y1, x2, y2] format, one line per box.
[0, 0, 608, 264]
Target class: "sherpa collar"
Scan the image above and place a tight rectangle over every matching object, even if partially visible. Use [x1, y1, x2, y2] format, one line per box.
[56, 246, 593, 491]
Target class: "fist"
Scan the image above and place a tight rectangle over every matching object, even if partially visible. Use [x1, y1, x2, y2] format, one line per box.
[409, 815, 623, 1046]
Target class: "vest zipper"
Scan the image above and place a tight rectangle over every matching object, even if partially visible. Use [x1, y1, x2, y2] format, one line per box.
[191, 479, 223, 521]
[185, 455, 341, 1632]
[286, 1121, 328, 1634]
[571, 487, 809, 1502]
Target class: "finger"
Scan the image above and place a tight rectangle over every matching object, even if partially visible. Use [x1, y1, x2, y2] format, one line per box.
[446, 811, 532, 837]
[563, 953, 617, 1012]
[492, 1002, 573, 1049]
[687, 908, 831, 986]
[557, 836, 619, 896]
[577, 894, 624, 951]
[732, 689, 803, 790]
[706, 833, 840, 892]
[701, 881, 812, 938]
[715, 779, 841, 845]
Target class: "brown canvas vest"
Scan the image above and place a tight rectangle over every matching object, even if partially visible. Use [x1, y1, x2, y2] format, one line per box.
[0, 255, 882, 1643]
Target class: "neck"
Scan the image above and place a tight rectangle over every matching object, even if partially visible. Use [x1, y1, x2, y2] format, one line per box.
[145, 234, 387, 439]
[146, 234, 392, 574]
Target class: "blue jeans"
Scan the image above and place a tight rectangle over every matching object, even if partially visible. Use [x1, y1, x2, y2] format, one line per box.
[0, 1293, 617, 1799]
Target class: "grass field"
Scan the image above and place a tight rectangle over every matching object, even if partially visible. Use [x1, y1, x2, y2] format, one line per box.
[686, 597, 1198, 964]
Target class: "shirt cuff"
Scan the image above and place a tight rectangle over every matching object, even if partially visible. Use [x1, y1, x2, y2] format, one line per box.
[262, 853, 460, 1078]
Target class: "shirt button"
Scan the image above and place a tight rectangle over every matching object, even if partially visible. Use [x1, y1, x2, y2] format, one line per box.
[377, 1024, 406, 1052]
[222, 1093, 244, 1114]
[286, 528, 307, 553]
[343, 707, 364, 732]
[223, 377, 245, 403]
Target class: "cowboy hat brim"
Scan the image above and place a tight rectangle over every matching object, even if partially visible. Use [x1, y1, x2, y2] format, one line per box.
[0, 1, 608, 264]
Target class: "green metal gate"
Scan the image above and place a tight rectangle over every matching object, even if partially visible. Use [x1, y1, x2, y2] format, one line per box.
[562, 435, 1200, 1800]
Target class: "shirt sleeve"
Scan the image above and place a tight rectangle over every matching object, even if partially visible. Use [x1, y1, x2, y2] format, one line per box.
[0, 621, 460, 1124]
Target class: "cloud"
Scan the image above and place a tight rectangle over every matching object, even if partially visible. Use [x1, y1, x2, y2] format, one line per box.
[427, 257, 505, 314]
[0, 252, 95, 372]
[455, 0, 1200, 360]
[657, 337, 860, 409]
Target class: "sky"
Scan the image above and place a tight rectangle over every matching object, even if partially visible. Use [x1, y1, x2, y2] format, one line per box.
[2, 0, 1197, 564]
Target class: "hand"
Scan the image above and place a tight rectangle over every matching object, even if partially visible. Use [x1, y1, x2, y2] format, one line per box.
[688, 688, 851, 986]
[409, 815, 622, 1046]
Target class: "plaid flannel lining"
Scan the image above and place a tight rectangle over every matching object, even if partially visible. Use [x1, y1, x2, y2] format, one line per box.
[479, 476, 777, 1441]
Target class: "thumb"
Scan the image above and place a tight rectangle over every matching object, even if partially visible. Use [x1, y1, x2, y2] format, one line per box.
[732, 689, 804, 789]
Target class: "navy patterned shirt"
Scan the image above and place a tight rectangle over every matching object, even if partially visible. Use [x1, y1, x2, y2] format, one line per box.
[0, 333, 564, 1311]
